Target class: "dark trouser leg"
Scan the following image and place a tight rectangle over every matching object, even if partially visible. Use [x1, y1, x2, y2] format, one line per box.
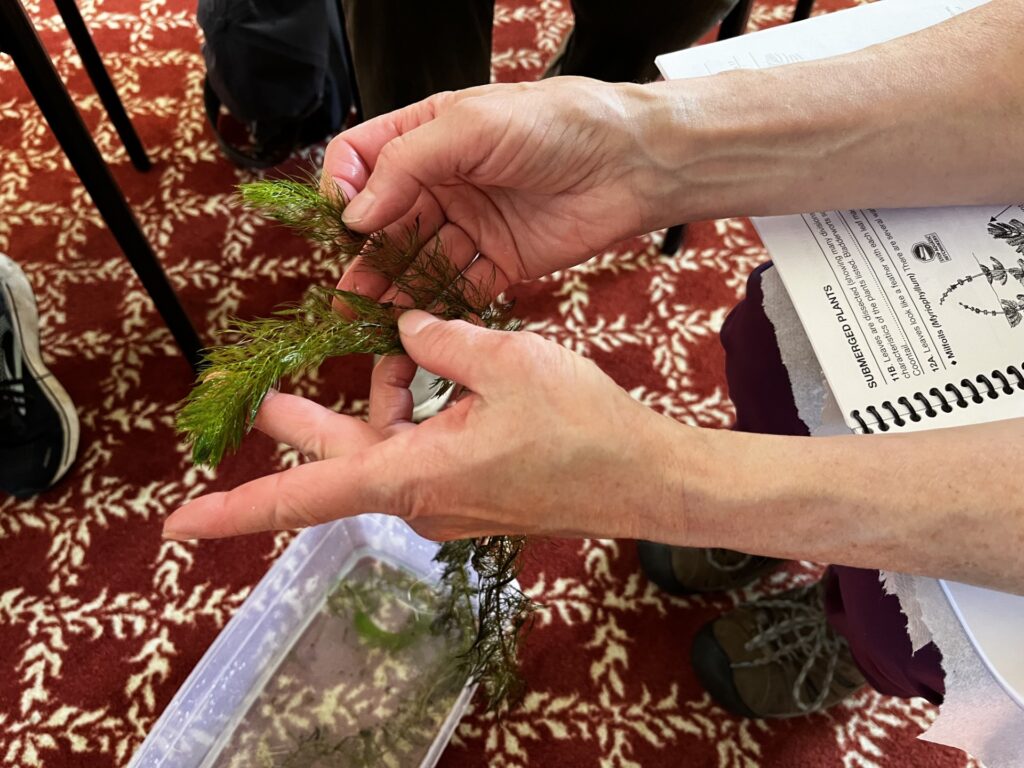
[342, 0, 493, 119]
[823, 566, 944, 703]
[721, 262, 808, 437]
[721, 262, 945, 701]
[560, 0, 739, 82]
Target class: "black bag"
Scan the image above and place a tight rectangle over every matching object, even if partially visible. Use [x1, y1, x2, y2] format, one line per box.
[198, 0, 354, 169]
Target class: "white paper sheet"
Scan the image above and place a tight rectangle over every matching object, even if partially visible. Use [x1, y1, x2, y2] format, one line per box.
[656, 0, 990, 80]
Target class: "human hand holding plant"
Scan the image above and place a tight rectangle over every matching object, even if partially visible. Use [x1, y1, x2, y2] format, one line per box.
[164, 311, 685, 542]
[324, 77, 687, 304]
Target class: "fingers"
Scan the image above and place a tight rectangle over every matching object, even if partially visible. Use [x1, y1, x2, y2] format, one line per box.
[335, 187, 448, 305]
[333, 206, 480, 318]
[379, 222, 480, 308]
[397, 311, 515, 394]
[321, 93, 454, 199]
[341, 111, 488, 234]
[254, 390, 381, 460]
[323, 90, 475, 235]
[459, 255, 511, 302]
[323, 85, 501, 186]
[369, 355, 419, 434]
[162, 456, 379, 539]
[320, 141, 365, 203]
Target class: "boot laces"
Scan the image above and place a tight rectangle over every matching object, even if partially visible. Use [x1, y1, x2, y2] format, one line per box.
[734, 586, 845, 713]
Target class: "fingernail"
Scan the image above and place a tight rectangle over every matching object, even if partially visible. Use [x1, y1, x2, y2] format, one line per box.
[342, 190, 375, 224]
[163, 507, 200, 541]
[162, 525, 195, 541]
[330, 176, 359, 203]
[399, 310, 440, 337]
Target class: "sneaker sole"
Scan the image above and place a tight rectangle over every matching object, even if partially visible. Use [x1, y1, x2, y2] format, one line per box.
[691, 622, 759, 719]
[637, 541, 784, 595]
[637, 540, 697, 595]
[0, 255, 80, 492]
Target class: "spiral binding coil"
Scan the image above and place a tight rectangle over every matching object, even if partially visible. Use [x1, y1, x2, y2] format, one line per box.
[850, 364, 1024, 434]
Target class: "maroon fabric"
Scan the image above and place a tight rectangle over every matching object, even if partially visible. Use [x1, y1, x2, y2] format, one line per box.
[721, 263, 811, 437]
[0, 2, 973, 766]
[722, 263, 946, 704]
[825, 566, 946, 705]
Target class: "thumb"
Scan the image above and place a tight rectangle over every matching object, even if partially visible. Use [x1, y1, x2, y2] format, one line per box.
[398, 311, 511, 394]
[341, 113, 472, 233]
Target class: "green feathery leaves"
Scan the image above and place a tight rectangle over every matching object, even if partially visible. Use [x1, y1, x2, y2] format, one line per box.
[175, 175, 535, 723]
[239, 175, 367, 256]
[176, 287, 401, 467]
[435, 536, 534, 709]
[178, 179, 519, 467]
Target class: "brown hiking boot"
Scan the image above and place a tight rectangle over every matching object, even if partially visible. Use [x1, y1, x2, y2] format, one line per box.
[691, 583, 866, 718]
[637, 542, 782, 594]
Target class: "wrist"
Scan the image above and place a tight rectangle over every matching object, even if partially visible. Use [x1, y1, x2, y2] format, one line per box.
[629, 63, 883, 226]
[629, 73, 803, 226]
[630, 411, 729, 546]
[639, 422, 795, 553]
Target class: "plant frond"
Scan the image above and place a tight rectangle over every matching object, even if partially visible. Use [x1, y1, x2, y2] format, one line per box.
[176, 176, 534, 729]
[239, 175, 367, 257]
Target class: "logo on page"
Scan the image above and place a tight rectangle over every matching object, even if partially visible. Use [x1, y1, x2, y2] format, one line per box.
[911, 233, 952, 264]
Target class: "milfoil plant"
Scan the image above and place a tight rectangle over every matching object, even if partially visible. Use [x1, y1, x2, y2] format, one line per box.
[176, 176, 535, 714]
[938, 220, 1024, 325]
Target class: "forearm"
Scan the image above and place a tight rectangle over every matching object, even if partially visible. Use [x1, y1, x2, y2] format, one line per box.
[635, 0, 1024, 226]
[666, 418, 1024, 592]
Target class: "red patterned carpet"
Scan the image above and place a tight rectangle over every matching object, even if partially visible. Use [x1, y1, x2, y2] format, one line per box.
[0, 1, 983, 766]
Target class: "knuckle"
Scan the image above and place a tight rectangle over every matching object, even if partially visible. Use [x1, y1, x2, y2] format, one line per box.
[396, 483, 434, 524]
[376, 137, 406, 168]
[267, 472, 317, 531]
[298, 428, 327, 462]
[493, 330, 556, 373]
[425, 90, 457, 112]
[384, 452, 445, 524]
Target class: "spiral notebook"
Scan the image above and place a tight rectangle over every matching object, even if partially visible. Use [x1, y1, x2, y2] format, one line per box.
[756, 205, 1024, 434]
[656, 0, 1019, 436]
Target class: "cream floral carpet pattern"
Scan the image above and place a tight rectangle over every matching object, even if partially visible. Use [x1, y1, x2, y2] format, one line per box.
[0, 1, 981, 765]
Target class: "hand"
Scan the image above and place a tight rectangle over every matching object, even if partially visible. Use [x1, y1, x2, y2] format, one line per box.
[162, 312, 687, 542]
[323, 78, 684, 303]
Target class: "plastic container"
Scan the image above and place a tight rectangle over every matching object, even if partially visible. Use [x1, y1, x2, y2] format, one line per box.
[128, 515, 474, 768]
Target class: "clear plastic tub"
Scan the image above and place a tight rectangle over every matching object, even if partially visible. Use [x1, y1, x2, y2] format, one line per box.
[129, 515, 474, 768]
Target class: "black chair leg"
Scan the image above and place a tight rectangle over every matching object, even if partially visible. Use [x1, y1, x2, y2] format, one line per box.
[1, 0, 202, 371]
[659, 0, 755, 255]
[718, 0, 754, 41]
[661, 224, 687, 255]
[335, 0, 363, 124]
[52, 0, 152, 172]
[792, 0, 814, 23]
